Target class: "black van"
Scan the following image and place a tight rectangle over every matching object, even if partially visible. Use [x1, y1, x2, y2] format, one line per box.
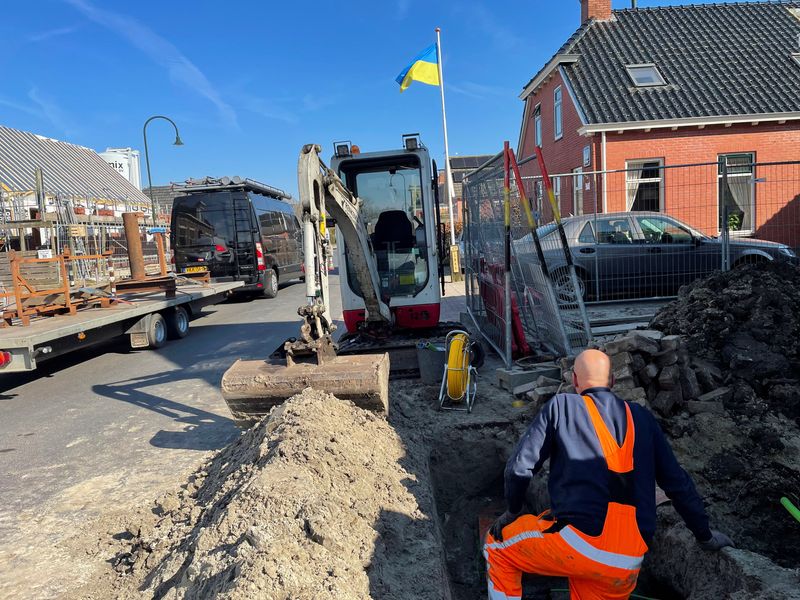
[170, 177, 303, 298]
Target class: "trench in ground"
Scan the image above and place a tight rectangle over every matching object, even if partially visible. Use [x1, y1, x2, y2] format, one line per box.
[429, 426, 683, 600]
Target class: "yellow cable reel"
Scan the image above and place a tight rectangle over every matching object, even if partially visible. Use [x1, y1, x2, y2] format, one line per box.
[446, 332, 470, 401]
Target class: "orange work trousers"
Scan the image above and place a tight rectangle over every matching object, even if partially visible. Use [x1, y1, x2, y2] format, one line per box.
[483, 507, 646, 600]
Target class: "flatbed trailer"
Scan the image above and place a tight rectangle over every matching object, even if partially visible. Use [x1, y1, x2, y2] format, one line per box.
[0, 280, 243, 372]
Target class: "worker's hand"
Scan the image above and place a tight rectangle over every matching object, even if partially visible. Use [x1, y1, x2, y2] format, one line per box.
[698, 530, 735, 551]
[489, 510, 522, 543]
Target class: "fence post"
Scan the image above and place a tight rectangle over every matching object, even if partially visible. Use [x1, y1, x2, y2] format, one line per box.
[719, 158, 731, 272]
[503, 141, 513, 370]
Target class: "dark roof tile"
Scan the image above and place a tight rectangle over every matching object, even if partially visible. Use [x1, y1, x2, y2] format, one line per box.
[524, 2, 800, 124]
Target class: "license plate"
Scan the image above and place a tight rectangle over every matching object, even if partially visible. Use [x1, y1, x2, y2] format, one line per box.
[184, 266, 207, 273]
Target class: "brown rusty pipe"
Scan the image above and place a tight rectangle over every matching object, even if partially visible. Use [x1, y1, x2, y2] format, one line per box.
[122, 212, 146, 281]
[154, 232, 168, 277]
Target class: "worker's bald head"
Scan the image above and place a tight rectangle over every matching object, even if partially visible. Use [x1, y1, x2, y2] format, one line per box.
[572, 349, 613, 393]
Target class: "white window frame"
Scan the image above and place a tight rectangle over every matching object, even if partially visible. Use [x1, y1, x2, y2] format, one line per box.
[554, 86, 563, 140]
[718, 152, 755, 236]
[552, 176, 561, 212]
[792, 53, 800, 68]
[572, 167, 584, 216]
[625, 159, 664, 212]
[625, 63, 667, 87]
[533, 104, 542, 148]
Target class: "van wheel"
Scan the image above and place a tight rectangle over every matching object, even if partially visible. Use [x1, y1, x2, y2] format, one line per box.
[147, 313, 167, 349]
[166, 306, 189, 340]
[262, 268, 278, 299]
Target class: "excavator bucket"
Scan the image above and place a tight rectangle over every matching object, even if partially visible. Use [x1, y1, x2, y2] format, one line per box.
[221, 353, 390, 423]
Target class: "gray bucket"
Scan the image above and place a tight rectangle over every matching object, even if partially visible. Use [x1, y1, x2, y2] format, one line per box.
[417, 341, 446, 385]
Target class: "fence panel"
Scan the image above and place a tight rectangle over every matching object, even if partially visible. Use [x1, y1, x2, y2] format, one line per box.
[465, 157, 800, 358]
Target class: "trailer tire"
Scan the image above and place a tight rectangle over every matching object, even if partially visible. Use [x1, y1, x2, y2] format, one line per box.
[166, 306, 190, 340]
[147, 313, 168, 349]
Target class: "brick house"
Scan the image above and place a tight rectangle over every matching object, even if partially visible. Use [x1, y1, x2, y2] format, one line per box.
[517, 0, 800, 246]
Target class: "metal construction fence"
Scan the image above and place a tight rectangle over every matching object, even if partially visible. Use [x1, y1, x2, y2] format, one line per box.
[464, 146, 592, 363]
[464, 151, 800, 360]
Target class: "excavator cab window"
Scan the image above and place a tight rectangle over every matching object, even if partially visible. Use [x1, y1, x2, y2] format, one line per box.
[339, 155, 429, 298]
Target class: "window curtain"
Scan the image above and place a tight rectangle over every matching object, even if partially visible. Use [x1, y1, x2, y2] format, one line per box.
[625, 165, 644, 210]
[725, 177, 753, 231]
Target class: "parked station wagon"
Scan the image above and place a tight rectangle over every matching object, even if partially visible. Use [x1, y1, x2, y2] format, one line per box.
[516, 211, 798, 301]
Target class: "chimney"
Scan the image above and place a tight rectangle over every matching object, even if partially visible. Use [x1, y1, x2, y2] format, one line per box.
[580, 0, 612, 23]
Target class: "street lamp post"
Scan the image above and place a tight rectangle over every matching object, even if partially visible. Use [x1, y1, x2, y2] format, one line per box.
[142, 115, 183, 224]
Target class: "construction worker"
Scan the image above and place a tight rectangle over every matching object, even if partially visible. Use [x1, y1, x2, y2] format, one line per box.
[484, 349, 733, 600]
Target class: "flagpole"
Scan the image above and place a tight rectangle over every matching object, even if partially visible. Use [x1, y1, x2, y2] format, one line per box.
[435, 27, 457, 247]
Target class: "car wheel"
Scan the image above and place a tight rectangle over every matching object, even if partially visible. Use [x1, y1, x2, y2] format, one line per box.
[147, 313, 167, 349]
[551, 268, 587, 305]
[733, 255, 768, 269]
[262, 268, 278, 299]
[166, 306, 189, 340]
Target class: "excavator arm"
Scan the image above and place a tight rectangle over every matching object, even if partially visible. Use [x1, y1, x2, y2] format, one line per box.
[297, 144, 391, 325]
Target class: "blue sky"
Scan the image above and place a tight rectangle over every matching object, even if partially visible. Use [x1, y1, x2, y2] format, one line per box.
[0, 0, 761, 196]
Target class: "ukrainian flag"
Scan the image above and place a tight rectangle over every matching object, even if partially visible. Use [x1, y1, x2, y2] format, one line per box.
[395, 43, 440, 92]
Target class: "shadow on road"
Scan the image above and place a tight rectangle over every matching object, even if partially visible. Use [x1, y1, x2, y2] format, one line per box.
[90, 320, 298, 451]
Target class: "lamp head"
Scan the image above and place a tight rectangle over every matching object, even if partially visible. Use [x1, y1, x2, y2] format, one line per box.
[173, 135, 184, 146]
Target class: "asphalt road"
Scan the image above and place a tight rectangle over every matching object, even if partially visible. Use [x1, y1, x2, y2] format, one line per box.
[0, 275, 342, 598]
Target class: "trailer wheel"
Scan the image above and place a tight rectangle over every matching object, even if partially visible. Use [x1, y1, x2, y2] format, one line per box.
[147, 313, 167, 349]
[166, 306, 190, 340]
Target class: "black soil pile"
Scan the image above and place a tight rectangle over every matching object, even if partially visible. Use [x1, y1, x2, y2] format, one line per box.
[649, 262, 800, 570]
[651, 261, 800, 422]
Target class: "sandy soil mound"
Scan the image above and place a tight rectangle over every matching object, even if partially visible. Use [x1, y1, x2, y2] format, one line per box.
[95, 388, 449, 600]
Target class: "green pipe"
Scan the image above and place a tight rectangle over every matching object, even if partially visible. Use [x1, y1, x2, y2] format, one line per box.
[781, 497, 800, 524]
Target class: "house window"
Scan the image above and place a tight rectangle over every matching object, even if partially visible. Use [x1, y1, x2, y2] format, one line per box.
[552, 176, 561, 212]
[534, 180, 544, 223]
[626, 160, 663, 212]
[572, 167, 583, 216]
[625, 64, 667, 87]
[554, 87, 563, 140]
[533, 105, 542, 148]
[718, 153, 755, 233]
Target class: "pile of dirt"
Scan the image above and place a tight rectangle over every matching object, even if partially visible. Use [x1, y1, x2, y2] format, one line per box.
[651, 261, 800, 422]
[90, 388, 449, 600]
[643, 264, 800, 576]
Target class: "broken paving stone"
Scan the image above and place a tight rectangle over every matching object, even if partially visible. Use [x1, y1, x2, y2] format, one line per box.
[658, 364, 681, 391]
[611, 351, 634, 370]
[526, 385, 561, 406]
[679, 366, 702, 400]
[536, 375, 561, 388]
[615, 387, 647, 406]
[652, 350, 679, 368]
[639, 363, 660, 386]
[613, 363, 635, 381]
[651, 388, 682, 417]
[607, 331, 661, 355]
[634, 329, 664, 342]
[660, 335, 681, 352]
[686, 400, 725, 415]
[614, 376, 637, 390]
[697, 387, 733, 405]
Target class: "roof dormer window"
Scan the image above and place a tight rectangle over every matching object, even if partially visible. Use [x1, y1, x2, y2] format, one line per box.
[625, 64, 667, 87]
[793, 53, 800, 68]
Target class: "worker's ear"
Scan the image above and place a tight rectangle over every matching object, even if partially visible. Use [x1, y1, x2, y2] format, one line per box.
[610, 374, 616, 389]
[572, 371, 579, 390]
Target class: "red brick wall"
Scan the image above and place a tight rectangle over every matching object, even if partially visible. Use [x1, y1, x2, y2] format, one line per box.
[602, 123, 800, 245]
[518, 71, 599, 220]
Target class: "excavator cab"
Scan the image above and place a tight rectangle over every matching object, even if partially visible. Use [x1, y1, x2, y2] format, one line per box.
[331, 135, 443, 332]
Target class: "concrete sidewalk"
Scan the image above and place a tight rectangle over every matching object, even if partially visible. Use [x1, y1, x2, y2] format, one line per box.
[440, 276, 467, 323]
